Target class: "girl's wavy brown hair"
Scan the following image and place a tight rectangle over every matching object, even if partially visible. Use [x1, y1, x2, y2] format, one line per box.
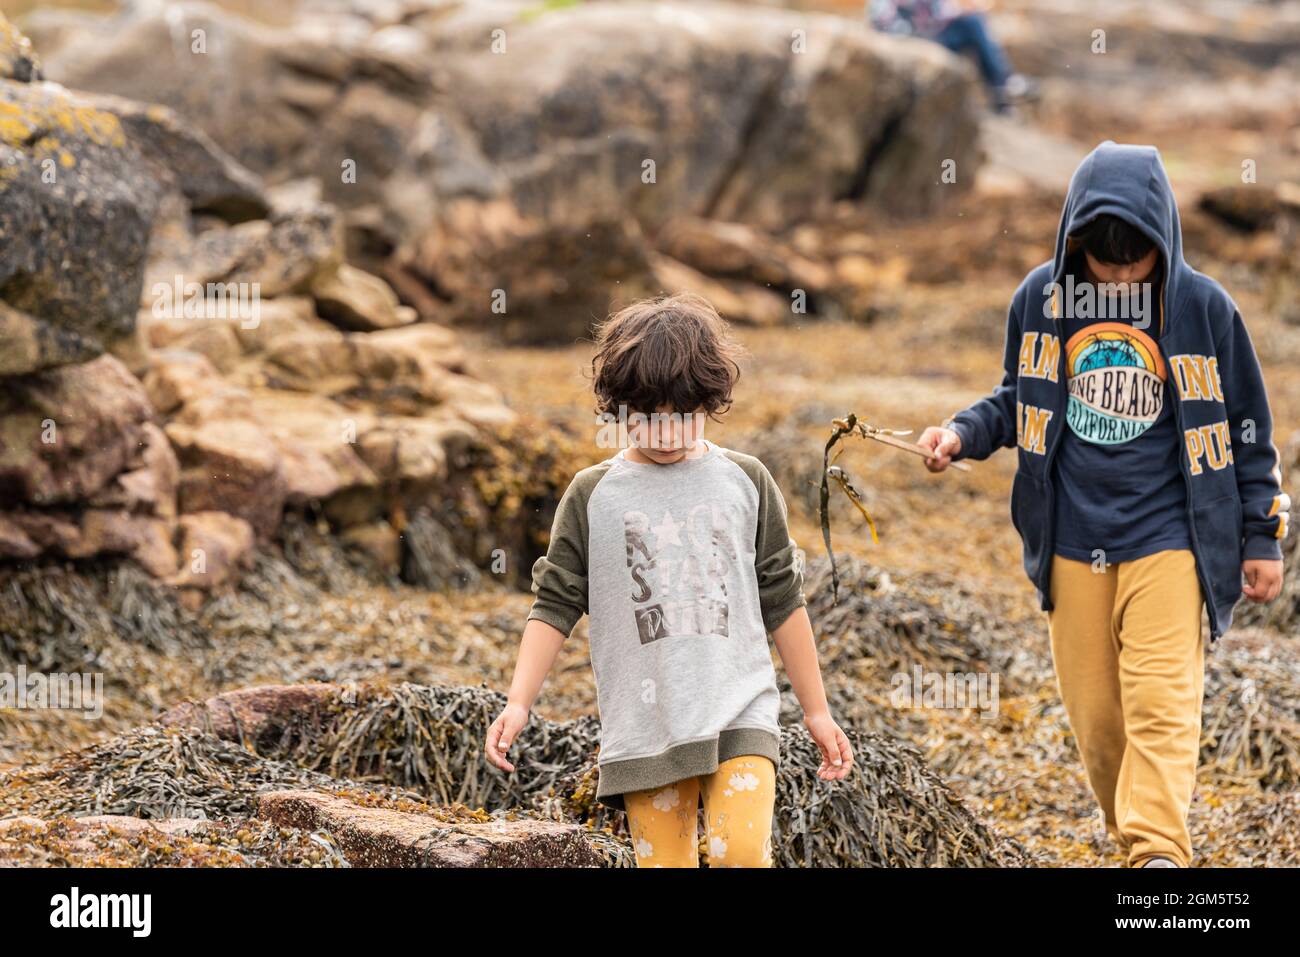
[590, 293, 745, 420]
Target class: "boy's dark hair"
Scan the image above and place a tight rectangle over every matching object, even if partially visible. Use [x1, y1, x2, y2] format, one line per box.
[590, 293, 743, 419]
[1070, 214, 1156, 265]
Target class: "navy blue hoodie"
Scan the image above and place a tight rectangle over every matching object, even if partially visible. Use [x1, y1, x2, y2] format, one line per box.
[949, 142, 1290, 640]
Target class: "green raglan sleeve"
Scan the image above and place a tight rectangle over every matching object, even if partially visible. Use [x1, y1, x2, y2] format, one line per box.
[526, 471, 594, 637]
[751, 460, 807, 633]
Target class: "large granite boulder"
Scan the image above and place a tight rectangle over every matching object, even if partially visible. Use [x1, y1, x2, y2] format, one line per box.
[32, 0, 983, 341]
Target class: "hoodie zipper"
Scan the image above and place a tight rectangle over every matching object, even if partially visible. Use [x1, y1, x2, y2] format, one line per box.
[1157, 285, 1222, 643]
[1168, 376, 1219, 642]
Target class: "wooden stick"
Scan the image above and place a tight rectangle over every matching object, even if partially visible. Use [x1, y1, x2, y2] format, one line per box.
[860, 429, 973, 472]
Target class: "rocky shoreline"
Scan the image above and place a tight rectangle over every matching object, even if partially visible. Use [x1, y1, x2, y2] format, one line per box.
[2, 1, 1299, 867]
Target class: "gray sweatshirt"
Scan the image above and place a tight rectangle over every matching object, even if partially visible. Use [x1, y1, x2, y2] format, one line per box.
[527, 440, 806, 810]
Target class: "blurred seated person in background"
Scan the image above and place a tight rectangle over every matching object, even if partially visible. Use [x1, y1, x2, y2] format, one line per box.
[866, 0, 1037, 113]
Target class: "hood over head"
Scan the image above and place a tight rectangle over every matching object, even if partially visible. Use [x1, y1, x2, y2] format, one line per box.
[1051, 141, 1188, 333]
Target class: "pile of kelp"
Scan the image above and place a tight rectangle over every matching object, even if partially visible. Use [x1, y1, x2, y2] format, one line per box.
[274, 682, 1030, 867]
[0, 513, 533, 765]
[0, 681, 1030, 867]
[804, 553, 1300, 789]
[1200, 634, 1300, 789]
[796, 553, 1300, 865]
[0, 723, 424, 821]
[3, 517, 1296, 867]
[794, 555, 1047, 743]
[803, 556, 1045, 692]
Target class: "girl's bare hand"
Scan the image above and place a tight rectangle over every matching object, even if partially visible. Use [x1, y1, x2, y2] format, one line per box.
[804, 712, 854, 781]
[485, 703, 530, 772]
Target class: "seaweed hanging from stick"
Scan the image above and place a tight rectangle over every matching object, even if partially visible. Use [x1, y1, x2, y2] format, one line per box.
[819, 414, 971, 603]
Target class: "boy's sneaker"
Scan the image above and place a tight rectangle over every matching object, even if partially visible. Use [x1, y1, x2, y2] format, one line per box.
[1141, 856, 1179, 868]
[1004, 74, 1039, 101]
[994, 74, 1039, 114]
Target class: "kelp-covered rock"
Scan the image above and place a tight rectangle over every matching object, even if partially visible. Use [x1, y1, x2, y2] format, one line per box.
[0, 813, 348, 867]
[158, 682, 341, 752]
[256, 790, 601, 867]
[158, 680, 1029, 867]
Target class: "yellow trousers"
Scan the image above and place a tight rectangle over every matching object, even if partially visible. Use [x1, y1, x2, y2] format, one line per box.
[1047, 549, 1206, 867]
[622, 755, 776, 868]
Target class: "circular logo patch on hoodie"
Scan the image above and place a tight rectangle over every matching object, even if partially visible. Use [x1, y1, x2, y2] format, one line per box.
[1064, 322, 1166, 445]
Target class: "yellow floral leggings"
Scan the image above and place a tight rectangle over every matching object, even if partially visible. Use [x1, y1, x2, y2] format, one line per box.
[622, 755, 777, 868]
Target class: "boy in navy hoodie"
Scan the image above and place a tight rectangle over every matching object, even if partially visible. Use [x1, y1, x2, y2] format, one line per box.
[918, 142, 1289, 867]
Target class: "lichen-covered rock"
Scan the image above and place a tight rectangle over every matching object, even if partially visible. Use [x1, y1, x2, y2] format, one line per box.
[406, 199, 656, 343]
[0, 514, 41, 560]
[0, 81, 158, 374]
[656, 216, 837, 300]
[0, 354, 182, 572]
[32, 3, 358, 195]
[433, 1, 978, 226]
[85, 93, 268, 223]
[75, 510, 175, 576]
[141, 349, 227, 414]
[239, 390, 376, 503]
[87, 421, 179, 520]
[0, 10, 514, 591]
[648, 253, 793, 327]
[256, 790, 602, 867]
[0, 508, 176, 576]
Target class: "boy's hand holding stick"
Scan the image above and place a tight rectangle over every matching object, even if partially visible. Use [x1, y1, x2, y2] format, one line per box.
[820, 414, 971, 601]
[832, 417, 972, 472]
